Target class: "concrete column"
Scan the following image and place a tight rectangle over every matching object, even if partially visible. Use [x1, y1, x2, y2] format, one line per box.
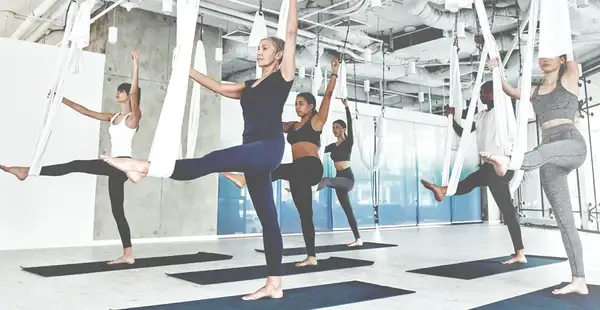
[89, 7, 222, 242]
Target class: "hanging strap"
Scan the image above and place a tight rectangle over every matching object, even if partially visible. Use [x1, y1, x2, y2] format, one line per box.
[444, 44, 489, 196]
[29, 0, 92, 176]
[147, 0, 199, 178]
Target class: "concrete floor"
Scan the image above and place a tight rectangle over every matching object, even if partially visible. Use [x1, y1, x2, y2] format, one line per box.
[1, 224, 599, 310]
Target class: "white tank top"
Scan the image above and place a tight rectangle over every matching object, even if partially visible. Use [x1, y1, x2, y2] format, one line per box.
[108, 112, 137, 157]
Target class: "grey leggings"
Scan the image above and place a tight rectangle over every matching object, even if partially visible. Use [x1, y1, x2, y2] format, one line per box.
[521, 123, 587, 278]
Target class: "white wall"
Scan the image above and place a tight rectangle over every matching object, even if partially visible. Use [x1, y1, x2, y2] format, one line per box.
[0, 38, 105, 250]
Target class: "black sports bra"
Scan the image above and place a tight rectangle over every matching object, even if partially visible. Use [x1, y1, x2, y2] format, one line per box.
[286, 121, 322, 147]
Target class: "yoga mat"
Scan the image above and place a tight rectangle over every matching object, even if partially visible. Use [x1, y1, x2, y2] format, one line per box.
[255, 242, 397, 256]
[407, 255, 567, 280]
[116, 280, 415, 310]
[472, 282, 600, 309]
[22, 252, 233, 277]
[168, 256, 374, 285]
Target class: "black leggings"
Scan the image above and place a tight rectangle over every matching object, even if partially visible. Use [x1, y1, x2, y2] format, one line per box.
[317, 168, 360, 239]
[272, 156, 323, 257]
[456, 163, 524, 252]
[40, 158, 131, 248]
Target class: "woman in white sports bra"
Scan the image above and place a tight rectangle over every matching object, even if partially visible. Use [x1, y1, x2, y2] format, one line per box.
[1, 50, 142, 265]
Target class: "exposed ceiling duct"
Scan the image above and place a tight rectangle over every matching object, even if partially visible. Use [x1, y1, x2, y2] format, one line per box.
[410, 0, 520, 32]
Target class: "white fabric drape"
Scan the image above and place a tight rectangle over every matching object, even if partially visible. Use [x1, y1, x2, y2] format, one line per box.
[355, 112, 386, 172]
[28, 0, 94, 176]
[146, 0, 199, 178]
[441, 45, 463, 187]
[248, 11, 268, 48]
[443, 44, 489, 196]
[538, 0, 573, 59]
[312, 65, 323, 98]
[333, 61, 348, 99]
[276, 0, 289, 40]
[185, 40, 207, 159]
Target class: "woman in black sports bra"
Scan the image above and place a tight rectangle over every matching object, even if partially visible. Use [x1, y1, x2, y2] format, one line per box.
[316, 99, 362, 247]
[223, 57, 340, 267]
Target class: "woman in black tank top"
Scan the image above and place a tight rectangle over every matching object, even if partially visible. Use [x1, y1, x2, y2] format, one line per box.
[222, 57, 341, 267]
[316, 99, 362, 247]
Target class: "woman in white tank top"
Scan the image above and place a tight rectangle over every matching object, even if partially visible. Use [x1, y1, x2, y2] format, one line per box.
[1, 50, 142, 265]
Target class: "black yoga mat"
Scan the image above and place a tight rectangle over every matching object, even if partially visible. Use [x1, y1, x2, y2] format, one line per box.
[255, 242, 397, 256]
[116, 280, 415, 310]
[22, 252, 233, 277]
[407, 254, 568, 280]
[471, 282, 600, 309]
[168, 256, 374, 285]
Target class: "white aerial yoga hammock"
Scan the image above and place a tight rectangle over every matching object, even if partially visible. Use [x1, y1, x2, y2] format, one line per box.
[249, 6, 268, 79]
[185, 39, 207, 159]
[441, 43, 489, 196]
[28, 0, 96, 176]
[146, 0, 199, 178]
[354, 110, 386, 172]
[276, 0, 290, 40]
[538, 0, 573, 60]
[473, 0, 540, 194]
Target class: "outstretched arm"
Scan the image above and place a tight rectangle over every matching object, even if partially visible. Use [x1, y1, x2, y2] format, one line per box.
[313, 57, 339, 128]
[189, 69, 246, 99]
[280, 0, 298, 82]
[126, 49, 141, 129]
[487, 57, 535, 100]
[62, 97, 113, 121]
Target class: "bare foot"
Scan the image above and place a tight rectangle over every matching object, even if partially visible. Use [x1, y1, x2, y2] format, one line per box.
[420, 179, 446, 202]
[220, 172, 246, 189]
[0, 165, 29, 181]
[106, 255, 135, 265]
[347, 239, 363, 247]
[479, 152, 509, 177]
[295, 256, 318, 267]
[242, 277, 283, 300]
[552, 278, 588, 295]
[502, 254, 527, 264]
[101, 156, 148, 183]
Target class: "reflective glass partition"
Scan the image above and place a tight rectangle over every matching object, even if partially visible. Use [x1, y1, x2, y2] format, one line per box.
[378, 119, 418, 226]
[216, 94, 485, 236]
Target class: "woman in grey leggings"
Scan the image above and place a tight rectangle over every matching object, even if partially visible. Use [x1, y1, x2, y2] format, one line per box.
[483, 54, 588, 295]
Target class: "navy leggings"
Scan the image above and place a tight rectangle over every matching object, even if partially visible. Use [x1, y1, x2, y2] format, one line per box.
[40, 158, 131, 248]
[170, 136, 285, 276]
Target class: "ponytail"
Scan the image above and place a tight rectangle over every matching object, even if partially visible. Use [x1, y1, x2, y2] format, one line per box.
[557, 54, 567, 81]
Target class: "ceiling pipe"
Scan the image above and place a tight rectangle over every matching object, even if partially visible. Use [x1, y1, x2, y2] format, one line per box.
[25, 0, 72, 42]
[10, 0, 62, 39]
[199, 1, 367, 53]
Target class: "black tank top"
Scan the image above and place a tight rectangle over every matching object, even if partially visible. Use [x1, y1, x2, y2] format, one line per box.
[325, 106, 353, 162]
[241, 70, 293, 143]
[286, 120, 322, 147]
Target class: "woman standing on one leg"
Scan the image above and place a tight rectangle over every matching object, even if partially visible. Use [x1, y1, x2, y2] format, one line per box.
[222, 57, 341, 267]
[483, 54, 588, 295]
[101, 0, 299, 301]
[0, 50, 142, 265]
[315, 98, 362, 247]
[421, 81, 526, 264]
